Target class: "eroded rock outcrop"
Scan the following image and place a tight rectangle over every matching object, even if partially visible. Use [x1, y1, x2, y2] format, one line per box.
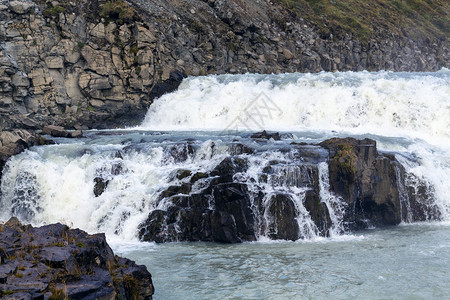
[138, 137, 439, 243]
[0, 217, 154, 299]
[319, 138, 440, 229]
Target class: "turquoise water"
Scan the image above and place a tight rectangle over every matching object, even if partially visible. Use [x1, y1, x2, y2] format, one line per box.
[113, 223, 450, 299]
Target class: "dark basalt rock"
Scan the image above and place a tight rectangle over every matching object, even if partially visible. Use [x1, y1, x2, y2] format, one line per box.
[149, 70, 186, 100]
[250, 130, 281, 141]
[213, 183, 257, 242]
[0, 217, 154, 299]
[320, 137, 440, 230]
[304, 190, 332, 236]
[267, 193, 299, 241]
[210, 156, 248, 183]
[139, 138, 439, 243]
[93, 176, 109, 197]
[228, 143, 255, 155]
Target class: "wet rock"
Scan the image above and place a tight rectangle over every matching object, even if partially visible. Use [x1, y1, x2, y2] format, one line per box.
[190, 172, 208, 183]
[42, 125, 69, 138]
[213, 183, 256, 242]
[319, 137, 440, 230]
[250, 130, 281, 141]
[228, 143, 255, 155]
[210, 156, 248, 183]
[165, 143, 195, 163]
[0, 218, 154, 299]
[175, 169, 192, 180]
[304, 190, 332, 236]
[93, 177, 108, 197]
[68, 130, 83, 138]
[149, 70, 186, 100]
[266, 194, 299, 241]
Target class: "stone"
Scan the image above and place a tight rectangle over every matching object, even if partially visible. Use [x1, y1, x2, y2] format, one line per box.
[213, 183, 257, 242]
[267, 193, 299, 240]
[9, 1, 34, 14]
[0, 218, 154, 299]
[11, 72, 29, 87]
[318, 137, 430, 230]
[42, 125, 69, 137]
[283, 48, 294, 59]
[80, 46, 114, 76]
[133, 25, 156, 43]
[250, 130, 281, 140]
[68, 130, 82, 138]
[94, 176, 109, 197]
[29, 68, 53, 88]
[45, 56, 64, 69]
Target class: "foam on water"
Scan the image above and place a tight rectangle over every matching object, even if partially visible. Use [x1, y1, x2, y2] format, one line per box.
[0, 70, 449, 242]
[141, 70, 450, 147]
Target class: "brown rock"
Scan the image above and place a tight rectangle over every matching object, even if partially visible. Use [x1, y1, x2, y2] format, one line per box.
[42, 125, 69, 137]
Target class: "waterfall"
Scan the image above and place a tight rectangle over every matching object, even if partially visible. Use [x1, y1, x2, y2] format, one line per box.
[1, 70, 449, 241]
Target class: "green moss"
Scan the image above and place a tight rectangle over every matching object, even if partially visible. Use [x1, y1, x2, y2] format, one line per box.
[52, 241, 65, 247]
[130, 45, 139, 55]
[49, 286, 67, 300]
[123, 274, 139, 298]
[333, 143, 356, 181]
[188, 19, 206, 33]
[72, 42, 85, 53]
[100, 1, 136, 25]
[43, 6, 66, 18]
[76, 242, 85, 248]
[273, 0, 449, 44]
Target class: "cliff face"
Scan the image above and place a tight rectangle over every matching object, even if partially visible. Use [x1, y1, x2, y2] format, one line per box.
[0, 0, 449, 165]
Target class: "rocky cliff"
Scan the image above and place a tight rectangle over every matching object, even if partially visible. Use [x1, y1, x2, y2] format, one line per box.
[0, 0, 449, 157]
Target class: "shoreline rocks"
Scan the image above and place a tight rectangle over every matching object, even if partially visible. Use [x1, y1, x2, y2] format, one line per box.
[0, 217, 154, 299]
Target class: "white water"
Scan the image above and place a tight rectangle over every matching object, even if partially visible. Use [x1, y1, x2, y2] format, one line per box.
[141, 69, 450, 221]
[141, 70, 450, 147]
[1, 70, 449, 241]
[1, 70, 450, 299]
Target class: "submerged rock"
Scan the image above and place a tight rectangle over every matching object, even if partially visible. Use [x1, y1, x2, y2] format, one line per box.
[0, 217, 154, 299]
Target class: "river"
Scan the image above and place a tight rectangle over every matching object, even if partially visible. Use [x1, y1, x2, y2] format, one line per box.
[1, 70, 449, 299]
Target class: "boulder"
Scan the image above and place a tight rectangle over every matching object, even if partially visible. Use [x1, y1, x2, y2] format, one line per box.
[68, 130, 83, 138]
[250, 130, 281, 140]
[213, 183, 257, 242]
[42, 125, 69, 138]
[266, 193, 299, 241]
[319, 137, 440, 230]
[0, 218, 154, 299]
[8, 1, 34, 14]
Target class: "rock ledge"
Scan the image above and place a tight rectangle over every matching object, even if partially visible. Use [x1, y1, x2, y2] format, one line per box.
[0, 217, 154, 299]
